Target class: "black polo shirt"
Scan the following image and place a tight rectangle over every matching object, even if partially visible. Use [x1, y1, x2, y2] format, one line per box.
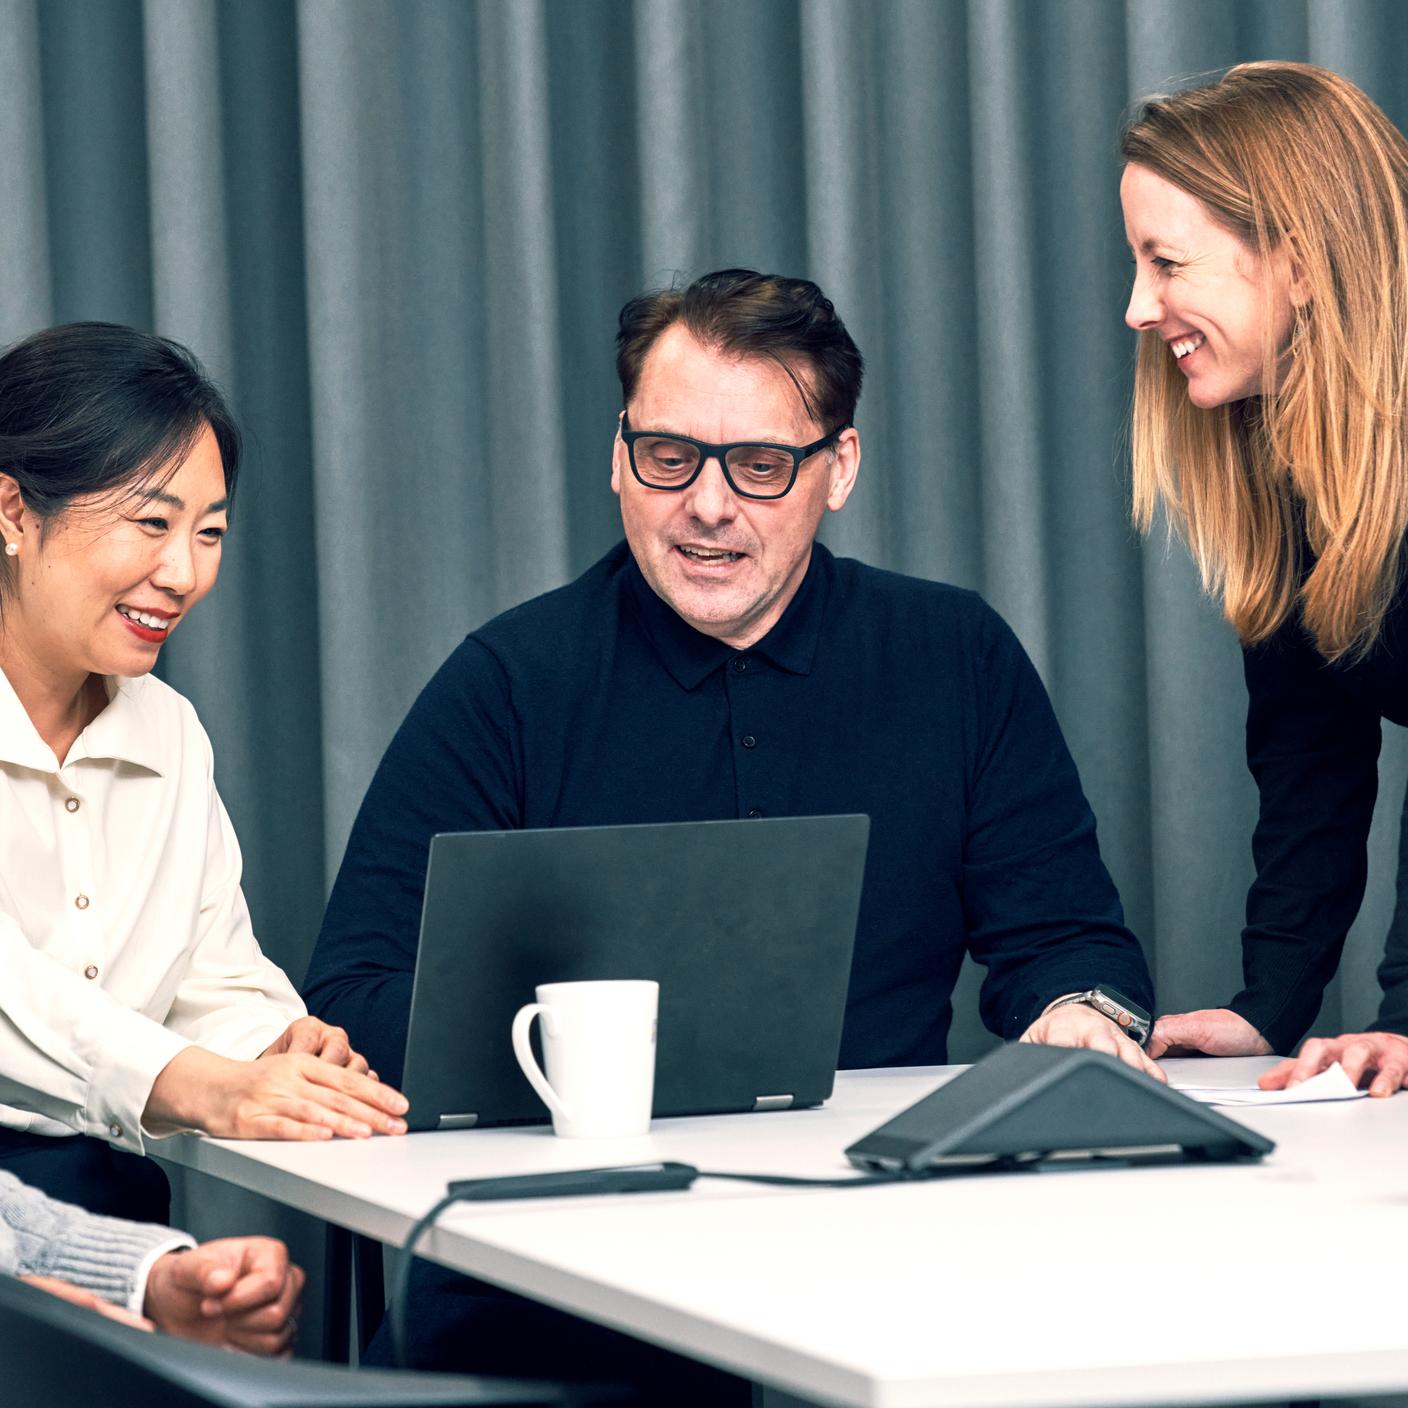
[304, 541, 1152, 1085]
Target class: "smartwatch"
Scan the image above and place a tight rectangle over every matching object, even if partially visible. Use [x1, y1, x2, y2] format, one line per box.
[1047, 985, 1152, 1047]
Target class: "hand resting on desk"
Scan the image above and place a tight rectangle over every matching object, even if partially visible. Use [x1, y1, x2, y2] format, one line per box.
[1020, 1002, 1166, 1081]
[143, 1030, 409, 1141]
[259, 1015, 374, 1075]
[1260, 1031, 1408, 1098]
[1145, 1008, 1272, 1060]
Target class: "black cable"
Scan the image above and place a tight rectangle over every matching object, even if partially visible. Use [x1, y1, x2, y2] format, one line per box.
[697, 1169, 910, 1187]
[388, 1152, 1052, 1367]
[390, 1192, 460, 1370]
[696, 1151, 1050, 1185]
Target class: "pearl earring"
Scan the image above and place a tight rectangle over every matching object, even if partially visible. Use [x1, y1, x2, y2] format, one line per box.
[3, 542, 16, 557]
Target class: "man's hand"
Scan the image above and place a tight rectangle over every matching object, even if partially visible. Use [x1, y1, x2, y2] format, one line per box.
[143, 1238, 304, 1355]
[1145, 1008, 1272, 1059]
[20, 1276, 153, 1331]
[144, 1046, 409, 1141]
[260, 1016, 372, 1076]
[1020, 1001, 1166, 1081]
[1260, 1031, 1408, 1098]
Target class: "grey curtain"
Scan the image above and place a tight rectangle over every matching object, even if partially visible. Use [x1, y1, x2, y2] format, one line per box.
[3, 0, 1408, 1323]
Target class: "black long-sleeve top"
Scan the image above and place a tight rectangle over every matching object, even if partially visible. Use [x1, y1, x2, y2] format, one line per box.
[303, 542, 1152, 1086]
[1230, 585, 1408, 1052]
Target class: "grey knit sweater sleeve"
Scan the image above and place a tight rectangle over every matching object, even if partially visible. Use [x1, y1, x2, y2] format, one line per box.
[0, 1168, 188, 1306]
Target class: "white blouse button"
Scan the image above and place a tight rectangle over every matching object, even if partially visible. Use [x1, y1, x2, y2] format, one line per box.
[64, 797, 80, 813]
[83, 964, 98, 980]
[74, 894, 90, 910]
[109, 1123, 122, 1139]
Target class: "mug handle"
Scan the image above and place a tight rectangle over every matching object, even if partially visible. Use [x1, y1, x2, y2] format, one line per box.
[511, 1003, 573, 1124]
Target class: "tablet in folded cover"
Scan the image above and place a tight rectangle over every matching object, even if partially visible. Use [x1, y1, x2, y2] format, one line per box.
[401, 815, 871, 1131]
[845, 1043, 1275, 1172]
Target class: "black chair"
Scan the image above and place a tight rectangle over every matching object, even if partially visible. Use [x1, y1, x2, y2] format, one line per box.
[0, 1274, 626, 1407]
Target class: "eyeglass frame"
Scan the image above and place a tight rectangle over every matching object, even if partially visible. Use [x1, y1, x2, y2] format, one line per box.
[618, 412, 852, 501]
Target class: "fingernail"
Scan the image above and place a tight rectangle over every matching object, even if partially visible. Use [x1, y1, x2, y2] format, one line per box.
[391, 1095, 409, 1114]
[351, 1122, 372, 1138]
[386, 1118, 406, 1134]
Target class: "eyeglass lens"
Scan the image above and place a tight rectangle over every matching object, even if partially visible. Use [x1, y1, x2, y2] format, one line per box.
[632, 436, 795, 496]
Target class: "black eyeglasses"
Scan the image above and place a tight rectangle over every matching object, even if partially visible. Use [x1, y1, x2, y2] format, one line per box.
[619, 413, 850, 501]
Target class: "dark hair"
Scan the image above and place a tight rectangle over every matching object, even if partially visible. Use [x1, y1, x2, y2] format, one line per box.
[615, 268, 864, 431]
[0, 322, 241, 539]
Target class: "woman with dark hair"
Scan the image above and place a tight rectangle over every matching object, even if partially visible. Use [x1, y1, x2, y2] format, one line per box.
[1119, 63, 1408, 1094]
[0, 323, 407, 1222]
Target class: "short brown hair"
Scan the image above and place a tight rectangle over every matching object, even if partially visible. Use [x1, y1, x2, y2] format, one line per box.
[616, 268, 864, 432]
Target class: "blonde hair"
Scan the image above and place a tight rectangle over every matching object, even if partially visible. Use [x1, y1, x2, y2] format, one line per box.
[1123, 61, 1408, 661]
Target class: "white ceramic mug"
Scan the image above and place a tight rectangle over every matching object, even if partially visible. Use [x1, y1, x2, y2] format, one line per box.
[511, 979, 659, 1138]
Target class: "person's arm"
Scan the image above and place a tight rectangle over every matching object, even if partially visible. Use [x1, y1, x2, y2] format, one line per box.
[0, 1169, 190, 1310]
[1371, 800, 1408, 1038]
[2, 1170, 304, 1352]
[302, 638, 524, 1086]
[156, 765, 306, 1062]
[134, 721, 405, 1143]
[957, 605, 1156, 1064]
[0, 910, 194, 1153]
[1155, 625, 1382, 1059]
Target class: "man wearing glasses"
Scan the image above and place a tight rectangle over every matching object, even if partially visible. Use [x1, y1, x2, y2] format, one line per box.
[303, 268, 1156, 1385]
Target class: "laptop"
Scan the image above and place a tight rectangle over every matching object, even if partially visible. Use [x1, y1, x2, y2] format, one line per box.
[400, 814, 870, 1131]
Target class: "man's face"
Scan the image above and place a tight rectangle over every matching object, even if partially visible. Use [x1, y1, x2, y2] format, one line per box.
[611, 325, 860, 650]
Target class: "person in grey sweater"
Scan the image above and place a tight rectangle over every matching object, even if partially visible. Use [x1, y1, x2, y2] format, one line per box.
[0, 1169, 302, 1353]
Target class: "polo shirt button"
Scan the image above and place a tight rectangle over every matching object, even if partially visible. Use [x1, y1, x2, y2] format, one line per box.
[74, 894, 90, 910]
[747, 808, 763, 819]
[109, 1123, 122, 1140]
[64, 797, 80, 813]
[731, 657, 748, 674]
[741, 734, 757, 749]
[83, 964, 98, 980]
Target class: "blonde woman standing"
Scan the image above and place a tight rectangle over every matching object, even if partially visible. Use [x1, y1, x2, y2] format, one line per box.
[1119, 61, 1408, 1094]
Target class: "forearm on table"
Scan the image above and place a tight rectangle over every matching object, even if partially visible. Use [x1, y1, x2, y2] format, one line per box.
[2, 1171, 191, 1307]
[0, 982, 191, 1153]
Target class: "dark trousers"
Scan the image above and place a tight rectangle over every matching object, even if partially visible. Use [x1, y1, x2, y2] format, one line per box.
[365, 1258, 750, 1406]
[0, 1128, 170, 1224]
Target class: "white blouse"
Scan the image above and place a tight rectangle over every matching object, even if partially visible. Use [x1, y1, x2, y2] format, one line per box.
[0, 668, 304, 1154]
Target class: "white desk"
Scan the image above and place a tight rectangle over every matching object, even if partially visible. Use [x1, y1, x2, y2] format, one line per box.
[160, 1059, 1408, 1408]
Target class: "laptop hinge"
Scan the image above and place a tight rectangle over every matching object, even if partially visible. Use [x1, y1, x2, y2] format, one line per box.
[753, 1093, 795, 1112]
[437, 1113, 479, 1130]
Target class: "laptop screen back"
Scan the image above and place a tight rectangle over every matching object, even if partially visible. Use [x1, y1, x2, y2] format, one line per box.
[401, 814, 870, 1130]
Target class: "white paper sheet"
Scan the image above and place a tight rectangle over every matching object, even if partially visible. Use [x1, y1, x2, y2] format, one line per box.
[1171, 1061, 1366, 1106]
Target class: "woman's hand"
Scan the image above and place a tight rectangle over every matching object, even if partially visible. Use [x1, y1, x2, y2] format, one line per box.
[144, 1046, 408, 1141]
[1145, 1008, 1272, 1058]
[1260, 1031, 1408, 1097]
[20, 1276, 154, 1331]
[144, 1237, 304, 1355]
[260, 1016, 372, 1076]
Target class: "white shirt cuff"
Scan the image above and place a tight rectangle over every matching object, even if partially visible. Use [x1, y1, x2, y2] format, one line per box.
[128, 1233, 197, 1316]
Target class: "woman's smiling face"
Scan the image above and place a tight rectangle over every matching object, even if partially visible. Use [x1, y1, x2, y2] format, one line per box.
[0, 424, 228, 683]
[1121, 162, 1298, 409]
